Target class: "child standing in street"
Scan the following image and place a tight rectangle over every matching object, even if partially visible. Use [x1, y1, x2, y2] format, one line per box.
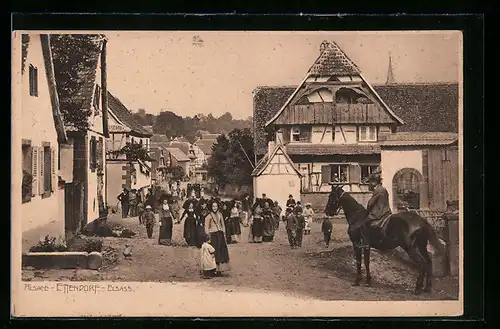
[200, 235, 217, 278]
[321, 217, 333, 248]
[303, 203, 314, 235]
[142, 205, 156, 239]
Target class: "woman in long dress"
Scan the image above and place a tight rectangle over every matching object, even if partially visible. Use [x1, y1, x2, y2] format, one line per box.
[221, 201, 233, 244]
[195, 199, 210, 248]
[251, 204, 264, 243]
[229, 201, 242, 243]
[262, 202, 276, 242]
[158, 199, 174, 246]
[204, 199, 230, 275]
[180, 201, 198, 247]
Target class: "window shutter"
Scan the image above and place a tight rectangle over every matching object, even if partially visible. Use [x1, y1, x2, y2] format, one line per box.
[321, 165, 332, 184]
[282, 127, 290, 143]
[97, 137, 103, 170]
[90, 136, 97, 171]
[39, 147, 45, 195]
[349, 164, 361, 183]
[31, 147, 38, 196]
[51, 148, 56, 192]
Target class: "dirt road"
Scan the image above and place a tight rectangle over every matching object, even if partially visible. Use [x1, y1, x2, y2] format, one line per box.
[23, 212, 458, 302]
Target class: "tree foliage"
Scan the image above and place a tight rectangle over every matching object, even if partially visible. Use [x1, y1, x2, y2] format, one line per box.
[167, 166, 185, 181]
[146, 109, 252, 144]
[50, 34, 104, 131]
[207, 128, 254, 188]
[107, 143, 153, 162]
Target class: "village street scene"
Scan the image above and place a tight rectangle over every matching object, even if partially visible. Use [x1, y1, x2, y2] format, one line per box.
[14, 31, 460, 308]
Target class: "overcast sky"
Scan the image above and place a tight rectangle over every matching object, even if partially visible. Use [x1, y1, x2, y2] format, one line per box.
[103, 31, 461, 119]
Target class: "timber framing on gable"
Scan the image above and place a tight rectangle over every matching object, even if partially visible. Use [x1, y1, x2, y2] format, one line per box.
[265, 41, 405, 128]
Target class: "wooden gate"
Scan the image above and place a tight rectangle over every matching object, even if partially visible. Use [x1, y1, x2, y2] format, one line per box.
[65, 181, 84, 239]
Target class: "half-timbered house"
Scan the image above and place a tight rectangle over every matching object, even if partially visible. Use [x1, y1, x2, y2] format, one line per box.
[106, 91, 153, 204]
[253, 41, 459, 211]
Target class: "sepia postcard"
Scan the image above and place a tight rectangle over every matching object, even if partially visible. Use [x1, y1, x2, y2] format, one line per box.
[11, 30, 463, 317]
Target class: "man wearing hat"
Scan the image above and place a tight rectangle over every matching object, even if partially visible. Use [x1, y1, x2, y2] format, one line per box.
[142, 205, 156, 239]
[362, 171, 392, 246]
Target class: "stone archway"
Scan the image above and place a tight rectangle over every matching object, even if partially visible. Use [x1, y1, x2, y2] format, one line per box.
[392, 168, 424, 212]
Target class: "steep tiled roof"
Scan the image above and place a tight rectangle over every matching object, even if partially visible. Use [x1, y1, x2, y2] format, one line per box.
[151, 134, 171, 143]
[253, 83, 459, 156]
[51, 34, 105, 126]
[309, 41, 360, 77]
[194, 139, 218, 156]
[379, 132, 458, 146]
[253, 86, 296, 157]
[285, 143, 381, 156]
[174, 137, 190, 143]
[165, 147, 190, 162]
[201, 133, 220, 140]
[107, 91, 153, 137]
[251, 144, 303, 177]
[168, 141, 191, 156]
[374, 83, 459, 133]
[251, 154, 269, 176]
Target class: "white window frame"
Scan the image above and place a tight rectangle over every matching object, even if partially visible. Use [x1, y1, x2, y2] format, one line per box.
[291, 127, 301, 142]
[330, 164, 349, 183]
[359, 126, 378, 142]
[361, 164, 379, 181]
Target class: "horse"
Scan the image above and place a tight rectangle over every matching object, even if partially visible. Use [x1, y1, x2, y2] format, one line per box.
[324, 185, 445, 295]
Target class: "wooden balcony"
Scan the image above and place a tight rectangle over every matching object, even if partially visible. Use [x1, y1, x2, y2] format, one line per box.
[274, 103, 395, 125]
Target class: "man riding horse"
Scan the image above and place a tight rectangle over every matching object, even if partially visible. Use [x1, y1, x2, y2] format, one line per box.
[354, 171, 392, 248]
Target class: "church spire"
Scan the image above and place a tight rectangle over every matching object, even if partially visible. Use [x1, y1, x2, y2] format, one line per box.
[386, 51, 396, 85]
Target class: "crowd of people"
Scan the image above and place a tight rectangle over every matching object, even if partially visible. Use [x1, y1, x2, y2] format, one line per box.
[116, 186, 335, 278]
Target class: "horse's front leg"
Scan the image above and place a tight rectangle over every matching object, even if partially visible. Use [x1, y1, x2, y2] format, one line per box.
[363, 247, 372, 286]
[353, 246, 363, 286]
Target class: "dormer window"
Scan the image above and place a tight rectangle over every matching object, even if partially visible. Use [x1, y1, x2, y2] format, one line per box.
[307, 88, 333, 103]
[359, 126, 377, 142]
[291, 127, 300, 142]
[28, 64, 38, 97]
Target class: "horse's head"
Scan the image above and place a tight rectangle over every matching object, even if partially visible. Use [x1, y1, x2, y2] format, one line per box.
[324, 184, 345, 217]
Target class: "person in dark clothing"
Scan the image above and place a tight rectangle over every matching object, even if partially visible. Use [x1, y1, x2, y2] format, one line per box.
[262, 202, 276, 242]
[295, 206, 305, 248]
[321, 217, 333, 247]
[286, 194, 296, 209]
[285, 207, 297, 248]
[221, 201, 232, 244]
[195, 199, 210, 248]
[129, 189, 137, 217]
[158, 199, 174, 245]
[117, 188, 130, 218]
[179, 200, 199, 247]
[145, 188, 157, 209]
[272, 201, 282, 229]
[142, 205, 156, 239]
[240, 194, 250, 227]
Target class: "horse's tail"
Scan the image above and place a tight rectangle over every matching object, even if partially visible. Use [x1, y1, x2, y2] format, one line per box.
[423, 220, 446, 256]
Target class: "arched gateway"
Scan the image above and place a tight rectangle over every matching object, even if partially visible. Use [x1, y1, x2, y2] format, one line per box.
[392, 168, 424, 212]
